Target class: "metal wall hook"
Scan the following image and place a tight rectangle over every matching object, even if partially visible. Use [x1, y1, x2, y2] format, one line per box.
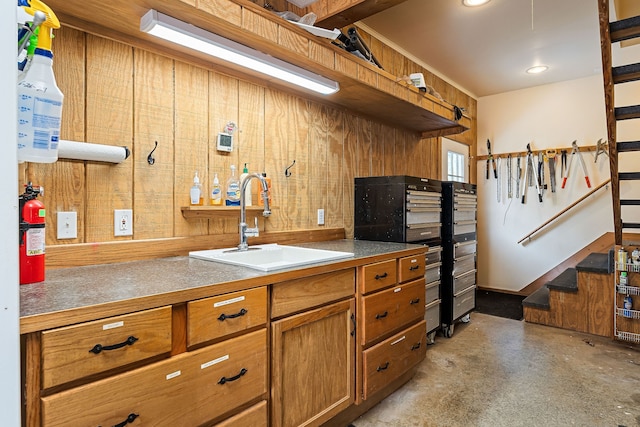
[147, 141, 158, 165]
[285, 160, 296, 177]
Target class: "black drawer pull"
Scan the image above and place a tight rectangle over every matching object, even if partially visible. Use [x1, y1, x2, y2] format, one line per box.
[89, 336, 138, 355]
[410, 298, 421, 305]
[409, 265, 420, 271]
[112, 412, 139, 427]
[411, 342, 422, 351]
[218, 308, 247, 321]
[375, 311, 388, 320]
[218, 368, 248, 385]
[377, 362, 390, 372]
[375, 272, 388, 280]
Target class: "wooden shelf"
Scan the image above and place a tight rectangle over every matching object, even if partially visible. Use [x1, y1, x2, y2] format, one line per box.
[46, 0, 469, 136]
[181, 205, 270, 219]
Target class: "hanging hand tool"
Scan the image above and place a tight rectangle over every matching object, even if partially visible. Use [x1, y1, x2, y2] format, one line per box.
[521, 143, 542, 204]
[561, 140, 591, 189]
[507, 154, 513, 198]
[594, 138, 608, 163]
[486, 139, 497, 179]
[538, 152, 545, 197]
[560, 149, 567, 187]
[546, 149, 557, 192]
[515, 155, 522, 198]
[496, 157, 502, 202]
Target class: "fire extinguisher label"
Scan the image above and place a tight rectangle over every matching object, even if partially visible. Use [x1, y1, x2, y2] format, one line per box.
[26, 228, 45, 256]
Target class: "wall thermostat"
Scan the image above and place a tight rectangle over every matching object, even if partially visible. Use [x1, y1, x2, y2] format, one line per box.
[216, 132, 233, 152]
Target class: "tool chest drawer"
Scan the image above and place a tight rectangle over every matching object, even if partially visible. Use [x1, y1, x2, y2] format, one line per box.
[454, 241, 477, 258]
[41, 329, 267, 427]
[425, 299, 440, 333]
[360, 278, 425, 345]
[452, 254, 476, 276]
[188, 286, 267, 347]
[360, 259, 397, 294]
[454, 208, 476, 222]
[398, 254, 426, 283]
[454, 220, 476, 236]
[425, 263, 441, 284]
[425, 246, 442, 264]
[362, 320, 426, 400]
[41, 306, 172, 389]
[453, 286, 476, 320]
[406, 223, 441, 242]
[425, 281, 439, 304]
[453, 269, 477, 294]
[406, 208, 441, 224]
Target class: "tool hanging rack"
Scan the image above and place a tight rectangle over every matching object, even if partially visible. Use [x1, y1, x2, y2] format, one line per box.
[476, 142, 601, 161]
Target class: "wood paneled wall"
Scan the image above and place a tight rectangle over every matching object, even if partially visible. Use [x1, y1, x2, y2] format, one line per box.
[21, 25, 475, 253]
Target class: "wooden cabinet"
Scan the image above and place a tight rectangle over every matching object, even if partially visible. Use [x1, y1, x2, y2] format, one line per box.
[272, 299, 355, 427]
[41, 306, 172, 389]
[42, 329, 267, 426]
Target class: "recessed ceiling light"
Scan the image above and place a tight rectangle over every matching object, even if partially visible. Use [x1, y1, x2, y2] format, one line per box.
[526, 65, 549, 74]
[463, 0, 491, 6]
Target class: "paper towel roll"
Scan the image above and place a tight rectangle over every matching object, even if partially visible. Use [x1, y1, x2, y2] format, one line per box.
[58, 140, 130, 163]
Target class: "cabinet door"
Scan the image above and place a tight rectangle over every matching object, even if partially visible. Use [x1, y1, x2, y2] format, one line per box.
[271, 299, 355, 427]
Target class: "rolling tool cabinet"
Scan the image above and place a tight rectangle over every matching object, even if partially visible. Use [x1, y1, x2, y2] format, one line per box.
[440, 182, 477, 337]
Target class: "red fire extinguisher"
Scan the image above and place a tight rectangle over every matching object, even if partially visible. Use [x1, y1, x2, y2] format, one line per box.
[19, 182, 45, 284]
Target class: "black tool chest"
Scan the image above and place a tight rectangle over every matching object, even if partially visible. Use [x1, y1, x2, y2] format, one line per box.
[354, 176, 443, 341]
[440, 181, 477, 337]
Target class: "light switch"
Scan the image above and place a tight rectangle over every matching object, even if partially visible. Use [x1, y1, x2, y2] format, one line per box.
[57, 211, 77, 239]
[317, 209, 325, 225]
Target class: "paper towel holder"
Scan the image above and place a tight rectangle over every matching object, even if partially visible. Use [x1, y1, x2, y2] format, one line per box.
[57, 140, 131, 164]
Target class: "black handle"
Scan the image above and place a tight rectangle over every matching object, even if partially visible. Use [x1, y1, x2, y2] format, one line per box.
[218, 368, 248, 385]
[89, 336, 138, 355]
[375, 272, 388, 280]
[112, 413, 139, 427]
[377, 362, 389, 372]
[409, 265, 420, 271]
[375, 311, 388, 320]
[410, 298, 421, 305]
[350, 313, 356, 337]
[218, 308, 247, 321]
[411, 342, 421, 351]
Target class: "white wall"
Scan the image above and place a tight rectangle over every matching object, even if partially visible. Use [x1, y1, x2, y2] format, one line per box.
[1, 2, 21, 426]
[477, 75, 613, 292]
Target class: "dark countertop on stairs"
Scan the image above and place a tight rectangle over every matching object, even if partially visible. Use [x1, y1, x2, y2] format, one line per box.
[522, 286, 549, 309]
[575, 252, 612, 274]
[546, 268, 578, 292]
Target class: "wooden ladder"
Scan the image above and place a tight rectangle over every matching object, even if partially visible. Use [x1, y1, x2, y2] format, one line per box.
[598, 0, 640, 246]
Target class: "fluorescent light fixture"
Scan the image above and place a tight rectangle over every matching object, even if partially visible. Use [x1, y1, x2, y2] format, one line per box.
[526, 65, 549, 74]
[286, 0, 320, 7]
[463, 0, 491, 6]
[140, 9, 339, 95]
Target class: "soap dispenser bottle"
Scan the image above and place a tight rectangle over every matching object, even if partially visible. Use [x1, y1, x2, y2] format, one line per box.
[225, 165, 240, 206]
[210, 173, 222, 206]
[190, 171, 203, 206]
[240, 163, 252, 206]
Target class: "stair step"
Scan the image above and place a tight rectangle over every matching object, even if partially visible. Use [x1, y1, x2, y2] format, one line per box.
[575, 252, 612, 274]
[546, 268, 578, 293]
[522, 286, 549, 309]
[613, 63, 640, 84]
[619, 172, 640, 180]
[610, 15, 640, 43]
[622, 222, 640, 229]
[617, 140, 640, 152]
[615, 105, 640, 120]
[621, 199, 640, 205]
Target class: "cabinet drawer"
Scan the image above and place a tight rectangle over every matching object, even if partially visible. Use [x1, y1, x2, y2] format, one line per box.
[406, 223, 441, 242]
[425, 246, 442, 264]
[214, 400, 267, 427]
[42, 329, 267, 427]
[362, 320, 426, 400]
[398, 254, 425, 283]
[188, 287, 267, 347]
[453, 269, 476, 294]
[453, 254, 476, 276]
[41, 306, 172, 389]
[360, 259, 397, 294]
[272, 269, 355, 318]
[453, 285, 476, 320]
[425, 263, 441, 284]
[425, 281, 439, 304]
[454, 241, 477, 258]
[360, 278, 425, 345]
[425, 299, 440, 333]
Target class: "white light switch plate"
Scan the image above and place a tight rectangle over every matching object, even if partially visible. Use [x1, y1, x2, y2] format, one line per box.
[114, 209, 133, 236]
[57, 211, 77, 239]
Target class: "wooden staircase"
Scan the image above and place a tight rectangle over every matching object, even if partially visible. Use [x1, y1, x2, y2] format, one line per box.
[598, 0, 640, 244]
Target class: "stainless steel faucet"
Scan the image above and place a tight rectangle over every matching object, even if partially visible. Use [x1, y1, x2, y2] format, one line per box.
[238, 173, 271, 251]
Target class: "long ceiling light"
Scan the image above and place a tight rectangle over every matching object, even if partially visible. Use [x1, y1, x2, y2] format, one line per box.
[140, 10, 339, 95]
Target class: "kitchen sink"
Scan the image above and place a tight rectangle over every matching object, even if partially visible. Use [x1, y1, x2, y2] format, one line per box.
[189, 244, 354, 271]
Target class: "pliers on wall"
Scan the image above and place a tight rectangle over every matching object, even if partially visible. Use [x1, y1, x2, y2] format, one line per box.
[486, 139, 497, 179]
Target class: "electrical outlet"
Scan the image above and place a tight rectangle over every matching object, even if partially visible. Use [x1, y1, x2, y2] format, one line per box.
[317, 208, 325, 226]
[57, 211, 77, 239]
[114, 209, 133, 236]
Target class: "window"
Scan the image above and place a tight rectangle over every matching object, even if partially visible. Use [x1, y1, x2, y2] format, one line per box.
[447, 150, 465, 182]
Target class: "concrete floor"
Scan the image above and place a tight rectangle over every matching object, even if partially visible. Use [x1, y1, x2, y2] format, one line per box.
[352, 313, 640, 427]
